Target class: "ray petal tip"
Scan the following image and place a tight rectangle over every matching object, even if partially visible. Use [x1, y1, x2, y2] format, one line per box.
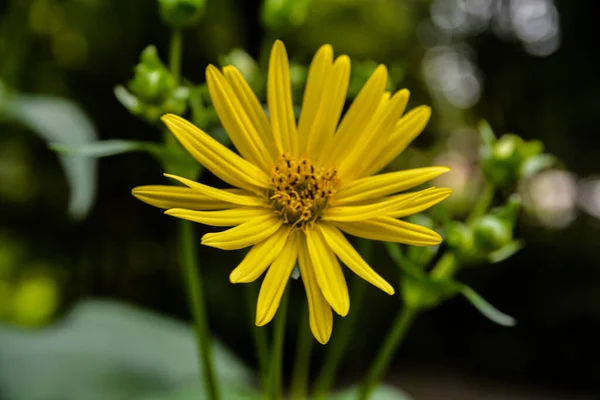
[205, 64, 219, 75]
[229, 270, 242, 284]
[222, 65, 236, 75]
[315, 330, 331, 345]
[161, 112, 182, 123]
[384, 284, 395, 295]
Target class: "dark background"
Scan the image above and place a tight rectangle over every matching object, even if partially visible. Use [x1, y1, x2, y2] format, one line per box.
[1, 0, 599, 398]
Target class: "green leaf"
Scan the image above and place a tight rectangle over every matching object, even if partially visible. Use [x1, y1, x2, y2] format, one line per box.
[453, 283, 516, 327]
[327, 384, 413, 400]
[140, 384, 262, 400]
[477, 119, 496, 148]
[0, 300, 254, 400]
[51, 139, 161, 158]
[488, 240, 524, 263]
[4, 94, 99, 220]
[384, 242, 452, 309]
[520, 153, 556, 179]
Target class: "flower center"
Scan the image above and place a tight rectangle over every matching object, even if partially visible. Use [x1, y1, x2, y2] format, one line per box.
[269, 154, 338, 228]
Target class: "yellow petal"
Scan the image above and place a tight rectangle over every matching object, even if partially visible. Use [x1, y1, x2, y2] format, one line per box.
[201, 213, 283, 250]
[222, 66, 278, 161]
[360, 105, 432, 178]
[308, 56, 351, 161]
[132, 185, 244, 210]
[165, 207, 272, 227]
[267, 40, 297, 155]
[256, 232, 299, 326]
[298, 235, 333, 344]
[161, 114, 269, 191]
[318, 223, 394, 295]
[297, 44, 333, 153]
[324, 65, 387, 165]
[206, 65, 273, 171]
[387, 188, 452, 218]
[164, 173, 267, 207]
[230, 226, 290, 283]
[334, 217, 442, 247]
[323, 188, 426, 222]
[334, 166, 450, 204]
[305, 228, 349, 316]
[340, 89, 410, 179]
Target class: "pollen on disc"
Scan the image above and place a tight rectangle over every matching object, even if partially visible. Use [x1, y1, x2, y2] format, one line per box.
[269, 154, 338, 228]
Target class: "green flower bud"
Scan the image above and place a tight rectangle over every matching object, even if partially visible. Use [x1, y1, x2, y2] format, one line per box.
[261, 0, 312, 30]
[116, 46, 188, 123]
[219, 49, 259, 86]
[481, 134, 524, 188]
[158, 0, 205, 29]
[129, 46, 176, 105]
[473, 215, 512, 253]
[446, 221, 475, 259]
[480, 121, 547, 188]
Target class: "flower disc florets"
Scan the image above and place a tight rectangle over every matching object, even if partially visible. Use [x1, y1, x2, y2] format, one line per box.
[269, 153, 338, 228]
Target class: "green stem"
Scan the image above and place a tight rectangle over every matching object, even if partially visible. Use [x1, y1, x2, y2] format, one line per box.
[169, 29, 183, 84]
[290, 303, 313, 400]
[269, 288, 290, 400]
[178, 221, 220, 400]
[429, 252, 458, 281]
[313, 240, 373, 399]
[245, 283, 269, 392]
[357, 307, 419, 400]
[466, 182, 495, 227]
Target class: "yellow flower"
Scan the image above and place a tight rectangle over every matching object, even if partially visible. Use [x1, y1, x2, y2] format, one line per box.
[133, 40, 451, 344]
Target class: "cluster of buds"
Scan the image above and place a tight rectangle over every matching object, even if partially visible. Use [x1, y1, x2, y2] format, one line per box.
[447, 195, 522, 264]
[115, 45, 189, 124]
[480, 120, 555, 189]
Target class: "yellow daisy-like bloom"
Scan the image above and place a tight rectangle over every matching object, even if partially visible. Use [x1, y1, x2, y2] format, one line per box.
[133, 41, 451, 344]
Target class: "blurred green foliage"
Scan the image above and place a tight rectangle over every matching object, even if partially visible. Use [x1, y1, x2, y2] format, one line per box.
[1, 0, 600, 397]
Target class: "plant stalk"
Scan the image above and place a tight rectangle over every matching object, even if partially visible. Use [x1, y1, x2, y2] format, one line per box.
[357, 306, 418, 400]
[313, 240, 373, 399]
[178, 221, 220, 400]
[269, 288, 290, 400]
[245, 283, 269, 392]
[290, 303, 313, 400]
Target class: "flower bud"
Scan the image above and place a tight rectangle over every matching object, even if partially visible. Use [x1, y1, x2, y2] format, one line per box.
[473, 215, 512, 253]
[219, 49, 259, 87]
[158, 0, 205, 29]
[261, 0, 312, 30]
[446, 221, 475, 259]
[129, 46, 176, 105]
[116, 46, 188, 123]
[481, 134, 524, 188]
